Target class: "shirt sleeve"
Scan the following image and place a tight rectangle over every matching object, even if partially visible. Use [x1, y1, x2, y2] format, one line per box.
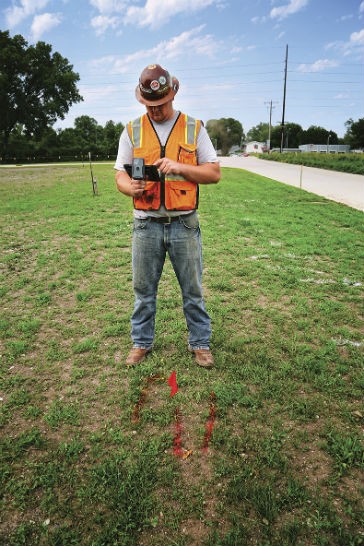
[114, 127, 133, 171]
[196, 125, 219, 165]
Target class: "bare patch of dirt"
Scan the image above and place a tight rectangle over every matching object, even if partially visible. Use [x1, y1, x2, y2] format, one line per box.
[289, 421, 332, 489]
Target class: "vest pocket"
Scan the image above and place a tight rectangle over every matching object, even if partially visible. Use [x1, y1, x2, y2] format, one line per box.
[134, 181, 160, 210]
[178, 144, 197, 165]
[165, 180, 197, 210]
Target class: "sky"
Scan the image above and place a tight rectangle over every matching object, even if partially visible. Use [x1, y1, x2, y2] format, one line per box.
[1, 0, 363, 138]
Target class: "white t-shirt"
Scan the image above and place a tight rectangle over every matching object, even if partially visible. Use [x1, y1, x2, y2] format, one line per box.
[114, 110, 219, 218]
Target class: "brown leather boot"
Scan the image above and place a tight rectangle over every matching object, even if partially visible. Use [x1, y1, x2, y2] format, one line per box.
[188, 347, 214, 368]
[125, 347, 151, 365]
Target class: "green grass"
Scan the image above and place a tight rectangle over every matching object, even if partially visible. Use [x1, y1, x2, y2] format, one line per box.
[259, 152, 364, 174]
[1, 164, 363, 545]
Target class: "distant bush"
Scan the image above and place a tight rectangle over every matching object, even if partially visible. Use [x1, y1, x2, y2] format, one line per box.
[258, 152, 364, 175]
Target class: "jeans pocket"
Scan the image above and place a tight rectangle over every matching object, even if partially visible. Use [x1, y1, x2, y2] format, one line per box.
[180, 213, 200, 230]
[133, 218, 149, 233]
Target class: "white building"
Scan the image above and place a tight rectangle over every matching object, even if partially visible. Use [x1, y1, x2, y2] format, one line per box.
[244, 141, 268, 154]
[299, 144, 350, 153]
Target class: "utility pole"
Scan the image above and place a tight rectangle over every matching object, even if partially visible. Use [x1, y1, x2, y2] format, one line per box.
[265, 100, 278, 152]
[280, 44, 288, 153]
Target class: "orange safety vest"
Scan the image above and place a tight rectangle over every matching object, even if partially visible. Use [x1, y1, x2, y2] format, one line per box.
[127, 112, 201, 211]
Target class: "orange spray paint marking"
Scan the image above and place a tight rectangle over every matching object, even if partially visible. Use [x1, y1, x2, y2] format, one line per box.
[131, 387, 148, 424]
[131, 374, 162, 424]
[172, 407, 192, 459]
[202, 392, 216, 452]
[168, 370, 178, 397]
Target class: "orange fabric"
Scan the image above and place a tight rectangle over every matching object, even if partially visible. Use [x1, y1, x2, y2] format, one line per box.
[127, 113, 200, 211]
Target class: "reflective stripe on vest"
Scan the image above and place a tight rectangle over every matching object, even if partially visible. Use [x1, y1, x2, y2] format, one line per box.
[129, 117, 142, 148]
[185, 115, 198, 145]
[129, 115, 196, 148]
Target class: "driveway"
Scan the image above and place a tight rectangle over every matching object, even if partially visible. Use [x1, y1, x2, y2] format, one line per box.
[219, 156, 364, 212]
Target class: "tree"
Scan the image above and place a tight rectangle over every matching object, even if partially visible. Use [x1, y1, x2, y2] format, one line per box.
[0, 30, 83, 157]
[73, 115, 100, 155]
[246, 122, 303, 149]
[57, 128, 79, 158]
[246, 122, 269, 143]
[206, 118, 244, 155]
[300, 125, 338, 145]
[103, 120, 124, 158]
[5, 124, 35, 160]
[344, 118, 364, 149]
[281, 123, 304, 148]
[36, 127, 59, 159]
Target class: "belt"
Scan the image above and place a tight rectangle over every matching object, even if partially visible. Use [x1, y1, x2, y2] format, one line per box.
[149, 212, 195, 224]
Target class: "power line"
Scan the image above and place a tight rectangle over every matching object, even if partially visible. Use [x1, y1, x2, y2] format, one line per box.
[264, 100, 278, 151]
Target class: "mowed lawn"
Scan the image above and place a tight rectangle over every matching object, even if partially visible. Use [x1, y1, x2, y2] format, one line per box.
[1, 164, 363, 546]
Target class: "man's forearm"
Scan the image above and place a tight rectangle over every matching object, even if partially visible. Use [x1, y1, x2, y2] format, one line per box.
[115, 171, 132, 195]
[154, 158, 221, 184]
[180, 162, 221, 184]
[115, 170, 145, 197]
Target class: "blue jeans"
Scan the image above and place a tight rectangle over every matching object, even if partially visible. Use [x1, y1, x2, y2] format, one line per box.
[131, 212, 211, 350]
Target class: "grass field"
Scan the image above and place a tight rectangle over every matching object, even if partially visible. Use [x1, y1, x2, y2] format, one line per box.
[258, 152, 364, 175]
[1, 164, 363, 546]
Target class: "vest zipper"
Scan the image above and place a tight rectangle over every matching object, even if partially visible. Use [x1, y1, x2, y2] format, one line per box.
[160, 144, 166, 208]
[147, 113, 181, 209]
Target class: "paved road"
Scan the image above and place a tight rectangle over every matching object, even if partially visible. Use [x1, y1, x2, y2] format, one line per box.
[219, 156, 364, 212]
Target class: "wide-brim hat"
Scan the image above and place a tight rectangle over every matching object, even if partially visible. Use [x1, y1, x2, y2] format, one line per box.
[135, 64, 179, 106]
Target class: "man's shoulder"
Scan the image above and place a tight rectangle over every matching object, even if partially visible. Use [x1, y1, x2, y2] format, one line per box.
[180, 112, 201, 123]
[128, 113, 147, 124]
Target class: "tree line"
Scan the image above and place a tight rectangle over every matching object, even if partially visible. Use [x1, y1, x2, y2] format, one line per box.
[206, 118, 364, 155]
[4, 115, 363, 164]
[245, 119, 364, 151]
[3, 116, 124, 163]
[1, 30, 363, 163]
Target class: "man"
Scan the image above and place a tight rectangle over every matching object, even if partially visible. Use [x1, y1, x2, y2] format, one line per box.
[114, 64, 220, 368]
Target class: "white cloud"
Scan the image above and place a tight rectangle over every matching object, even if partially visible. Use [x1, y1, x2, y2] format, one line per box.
[31, 12, 62, 40]
[125, 0, 218, 29]
[89, 0, 127, 14]
[90, 26, 220, 74]
[89, 0, 222, 33]
[251, 15, 267, 24]
[5, 0, 50, 27]
[297, 59, 338, 72]
[163, 26, 219, 59]
[91, 15, 121, 35]
[360, 1, 364, 14]
[326, 27, 364, 57]
[270, 0, 309, 20]
[339, 14, 353, 22]
[350, 28, 364, 46]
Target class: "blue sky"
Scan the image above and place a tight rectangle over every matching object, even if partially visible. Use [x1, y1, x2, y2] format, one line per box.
[1, 0, 363, 138]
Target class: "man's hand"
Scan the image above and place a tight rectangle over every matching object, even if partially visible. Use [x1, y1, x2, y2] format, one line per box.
[130, 178, 146, 197]
[154, 157, 181, 176]
[115, 171, 148, 197]
[153, 157, 220, 185]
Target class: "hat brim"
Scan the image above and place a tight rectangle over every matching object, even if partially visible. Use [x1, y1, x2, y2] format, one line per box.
[135, 85, 177, 106]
